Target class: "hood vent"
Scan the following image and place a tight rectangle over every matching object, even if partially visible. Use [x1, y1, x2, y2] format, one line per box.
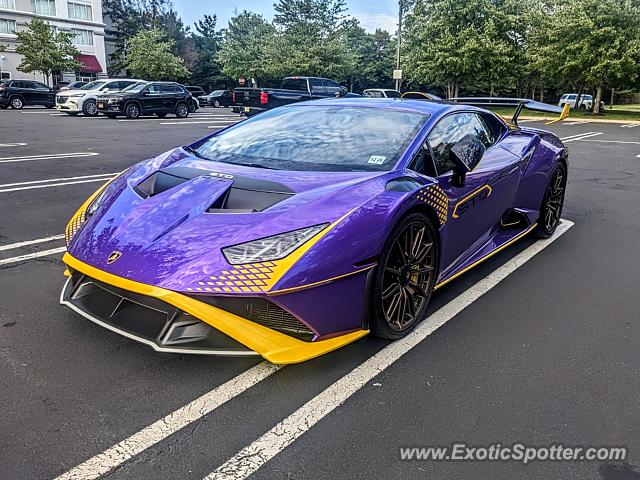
[134, 166, 295, 212]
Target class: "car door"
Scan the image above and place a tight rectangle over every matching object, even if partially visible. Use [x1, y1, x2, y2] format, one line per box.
[426, 111, 521, 272]
[308, 78, 325, 98]
[32, 81, 54, 105]
[140, 84, 162, 113]
[322, 79, 342, 97]
[19, 81, 37, 104]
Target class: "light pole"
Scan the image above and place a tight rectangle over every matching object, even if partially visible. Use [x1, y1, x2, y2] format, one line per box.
[395, 0, 403, 91]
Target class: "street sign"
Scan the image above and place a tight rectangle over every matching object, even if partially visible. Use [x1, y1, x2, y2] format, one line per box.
[393, 69, 403, 80]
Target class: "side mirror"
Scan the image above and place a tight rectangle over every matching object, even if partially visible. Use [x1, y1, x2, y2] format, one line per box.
[142, 90, 149, 96]
[448, 134, 485, 187]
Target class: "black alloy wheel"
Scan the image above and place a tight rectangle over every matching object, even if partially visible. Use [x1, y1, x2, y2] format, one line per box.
[372, 213, 439, 339]
[535, 162, 567, 238]
[175, 102, 189, 118]
[213, 99, 220, 108]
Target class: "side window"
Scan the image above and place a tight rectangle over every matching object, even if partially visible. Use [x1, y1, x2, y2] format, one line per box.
[408, 144, 437, 177]
[308, 78, 324, 94]
[119, 81, 135, 90]
[145, 84, 161, 94]
[476, 113, 503, 146]
[105, 82, 119, 91]
[33, 82, 49, 90]
[568, 94, 577, 100]
[281, 78, 308, 91]
[427, 112, 492, 176]
[22, 81, 34, 89]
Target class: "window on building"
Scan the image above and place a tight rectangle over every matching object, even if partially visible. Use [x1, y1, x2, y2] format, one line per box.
[0, 18, 16, 34]
[67, 2, 92, 21]
[32, 0, 56, 15]
[71, 28, 93, 46]
[0, 0, 16, 10]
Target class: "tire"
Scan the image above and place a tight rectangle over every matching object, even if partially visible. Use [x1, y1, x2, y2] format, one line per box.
[371, 213, 439, 339]
[156, 112, 167, 118]
[82, 99, 98, 117]
[125, 102, 140, 119]
[213, 99, 220, 108]
[105, 113, 117, 118]
[10, 96, 24, 109]
[175, 102, 189, 118]
[66, 112, 80, 116]
[534, 162, 567, 239]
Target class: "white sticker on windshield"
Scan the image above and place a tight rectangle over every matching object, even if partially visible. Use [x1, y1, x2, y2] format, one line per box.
[368, 155, 387, 165]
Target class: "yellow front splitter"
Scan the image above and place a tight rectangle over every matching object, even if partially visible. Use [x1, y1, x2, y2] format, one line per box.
[62, 253, 369, 364]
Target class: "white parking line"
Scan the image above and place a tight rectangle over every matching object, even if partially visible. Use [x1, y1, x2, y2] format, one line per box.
[204, 220, 574, 480]
[0, 173, 115, 189]
[54, 362, 282, 480]
[0, 247, 67, 266]
[561, 132, 602, 143]
[581, 139, 640, 145]
[563, 120, 588, 126]
[0, 234, 65, 252]
[160, 120, 239, 125]
[0, 176, 114, 193]
[620, 124, 640, 128]
[0, 142, 27, 147]
[0, 152, 98, 164]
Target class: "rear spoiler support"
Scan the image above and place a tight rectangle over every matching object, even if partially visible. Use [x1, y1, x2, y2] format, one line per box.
[448, 97, 570, 126]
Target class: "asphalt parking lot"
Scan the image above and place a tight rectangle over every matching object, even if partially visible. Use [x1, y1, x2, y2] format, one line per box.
[1, 109, 639, 480]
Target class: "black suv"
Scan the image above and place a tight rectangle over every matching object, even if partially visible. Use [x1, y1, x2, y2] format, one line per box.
[0, 80, 56, 109]
[200, 89, 233, 107]
[96, 81, 194, 119]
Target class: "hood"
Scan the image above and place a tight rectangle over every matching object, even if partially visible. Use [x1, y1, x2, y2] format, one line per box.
[69, 148, 391, 290]
[58, 88, 91, 96]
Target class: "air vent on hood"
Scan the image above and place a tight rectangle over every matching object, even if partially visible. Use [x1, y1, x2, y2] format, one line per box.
[134, 166, 295, 212]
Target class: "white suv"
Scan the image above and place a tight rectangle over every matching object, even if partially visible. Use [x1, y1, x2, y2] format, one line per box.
[558, 93, 603, 110]
[56, 79, 142, 116]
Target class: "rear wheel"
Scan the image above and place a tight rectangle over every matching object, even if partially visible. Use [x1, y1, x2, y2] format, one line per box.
[371, 213, 439, 339]
[10, 96, 24, 109]
[535, 162, 567, 238]
[82, 99, 98, 116]
[175, 102, 189, 118]
[125, 103, 140, 119]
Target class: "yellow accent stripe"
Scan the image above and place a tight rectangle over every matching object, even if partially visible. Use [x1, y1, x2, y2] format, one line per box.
[434, 223, 537, 290]
[546, 103, 571, 125]
[269, 265, 376, 296]
[452, 184, 493, 219]
[63, 253, 369, 364]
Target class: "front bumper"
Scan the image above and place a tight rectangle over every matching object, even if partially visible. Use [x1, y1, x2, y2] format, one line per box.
[61, 253, 368, 364]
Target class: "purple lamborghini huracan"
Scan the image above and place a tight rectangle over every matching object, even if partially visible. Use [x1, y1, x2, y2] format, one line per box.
[61, 98, 569, 364]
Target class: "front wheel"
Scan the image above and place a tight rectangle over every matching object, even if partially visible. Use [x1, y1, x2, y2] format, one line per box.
[535, 162, 567, 238]
[213, 99, 220, 108]
[125, 103, 140, 119]
[371, 213, 439, 339]
[10, 96, 24, 109]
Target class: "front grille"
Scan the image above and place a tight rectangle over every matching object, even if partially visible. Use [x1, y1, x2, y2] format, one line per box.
[57, 96, 68, 104]
[193, 296, 315, 341]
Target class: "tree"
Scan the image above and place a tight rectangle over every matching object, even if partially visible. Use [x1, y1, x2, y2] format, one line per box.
[190, 14, 224, 90]
[125, 28, 190, 80]
[14, 18, 79, 85]
[217, 11, 278, 85]
[533, 0, 640, 113]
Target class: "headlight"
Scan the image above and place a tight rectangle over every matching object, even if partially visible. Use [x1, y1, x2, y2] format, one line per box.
[69, 93, 85, 98]
[222, 224, 329, 265]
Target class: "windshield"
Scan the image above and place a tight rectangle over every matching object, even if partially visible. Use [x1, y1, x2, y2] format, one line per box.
[123, 82, 147, 92]
[81, 81, 107, 90]
[194, 105, 428, 172]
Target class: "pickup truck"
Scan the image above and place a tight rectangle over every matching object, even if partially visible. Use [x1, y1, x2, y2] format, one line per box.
[231, 76, 351, 116]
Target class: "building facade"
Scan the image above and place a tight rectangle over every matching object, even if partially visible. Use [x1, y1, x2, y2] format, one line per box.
[0, 0, 107, 85]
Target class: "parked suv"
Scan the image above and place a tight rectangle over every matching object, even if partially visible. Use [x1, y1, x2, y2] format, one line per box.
[363, 88, 402, 98]
[96, 81, 194, 119]
[200, 89, 234, 107]
[558, 93, 605, 110]
[0, 80, 55, 109]
[56, 78, 141, 116]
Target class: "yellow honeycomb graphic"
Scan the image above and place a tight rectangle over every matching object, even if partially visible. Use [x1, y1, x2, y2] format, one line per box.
[65, 207, 87, 247]
[416, 185, 448, 225]
[188, 261, 279, 293]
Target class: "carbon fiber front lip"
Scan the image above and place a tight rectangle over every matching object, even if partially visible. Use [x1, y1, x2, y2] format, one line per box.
[59, 277, 259, 356]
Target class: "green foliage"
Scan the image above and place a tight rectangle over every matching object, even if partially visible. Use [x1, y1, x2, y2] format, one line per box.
[124, 28, 190, 80]
[14, 18, 80, 84]
[189, 14, 224, 90]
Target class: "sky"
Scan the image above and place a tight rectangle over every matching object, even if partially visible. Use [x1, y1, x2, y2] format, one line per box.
[172, 0, 399, 33]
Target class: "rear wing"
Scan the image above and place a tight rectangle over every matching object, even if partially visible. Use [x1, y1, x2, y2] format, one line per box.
[448, 97, 570, 126]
